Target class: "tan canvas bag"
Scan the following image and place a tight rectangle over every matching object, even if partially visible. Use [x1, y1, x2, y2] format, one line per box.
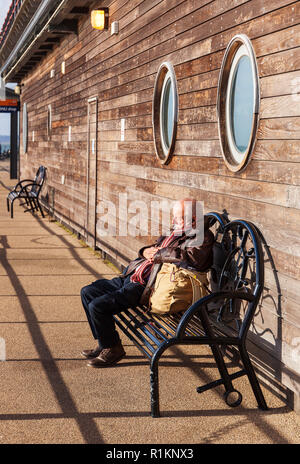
[149, 263, 209, 315]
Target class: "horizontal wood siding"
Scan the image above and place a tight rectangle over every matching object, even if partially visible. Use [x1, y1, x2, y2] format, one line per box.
[19, 0, 300, 410]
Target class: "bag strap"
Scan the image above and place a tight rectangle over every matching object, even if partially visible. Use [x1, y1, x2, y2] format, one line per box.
[181, 269, 212, 303]
[139, 262, 162, 306]
[186, 269, 212, 296]
[178, 269, 202, 303]
[189, 275, 202, 304]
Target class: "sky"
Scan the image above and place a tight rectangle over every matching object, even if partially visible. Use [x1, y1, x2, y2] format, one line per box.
[0, 0, 12, 28]
[0, 0, 15, 137]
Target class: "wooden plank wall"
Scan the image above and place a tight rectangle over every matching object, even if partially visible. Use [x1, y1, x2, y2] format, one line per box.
[20, 0, 300, 410]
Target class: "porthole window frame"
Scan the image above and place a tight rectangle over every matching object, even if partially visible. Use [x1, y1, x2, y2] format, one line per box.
[22, 102, 28, 154]
[152, 62, 178, 165]
[217, 34, 260, 172]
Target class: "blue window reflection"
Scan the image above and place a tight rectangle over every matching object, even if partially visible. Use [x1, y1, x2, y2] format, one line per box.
[161, 77, 174, 149]
[230, 55, 254, 153]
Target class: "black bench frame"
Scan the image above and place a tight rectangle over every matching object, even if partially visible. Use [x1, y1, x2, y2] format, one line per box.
[7, 165, 46, 219]
[113, 212, 269, 417]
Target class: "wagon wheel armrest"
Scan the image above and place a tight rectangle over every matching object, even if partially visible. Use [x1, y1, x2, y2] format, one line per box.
[176, 290, 255, 339]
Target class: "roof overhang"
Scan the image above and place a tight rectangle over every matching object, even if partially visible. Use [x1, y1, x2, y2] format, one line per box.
[0, 0, 90, 83]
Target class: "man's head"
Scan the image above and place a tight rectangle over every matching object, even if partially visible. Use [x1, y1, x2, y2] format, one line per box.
[172, 198, 198, 230]
[172, 198, 205, 245]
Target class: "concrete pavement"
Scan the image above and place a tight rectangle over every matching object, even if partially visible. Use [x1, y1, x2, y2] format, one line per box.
[0, 159, 299, 444]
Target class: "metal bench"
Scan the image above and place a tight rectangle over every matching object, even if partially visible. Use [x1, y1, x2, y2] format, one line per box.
[7, 165, 46, 219]
[113, 212, 269, 417]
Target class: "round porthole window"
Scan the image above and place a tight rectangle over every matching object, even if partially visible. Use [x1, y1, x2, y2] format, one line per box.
[217, 35, 260, 172]
[153, 62, 178, 164]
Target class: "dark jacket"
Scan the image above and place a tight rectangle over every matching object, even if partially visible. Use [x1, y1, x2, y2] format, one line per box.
[123, 220, 214, 306]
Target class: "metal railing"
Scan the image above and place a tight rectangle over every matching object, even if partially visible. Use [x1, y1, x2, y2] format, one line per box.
[0, 0, 24, 49]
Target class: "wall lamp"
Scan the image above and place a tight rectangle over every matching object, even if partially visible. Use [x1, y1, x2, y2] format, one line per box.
[14, 84, 24, 95]
[91, 7, 109, 30]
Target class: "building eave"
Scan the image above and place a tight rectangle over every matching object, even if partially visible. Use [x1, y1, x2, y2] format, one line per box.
[0, 1, 43, 66]
[0, 0, 91, 83]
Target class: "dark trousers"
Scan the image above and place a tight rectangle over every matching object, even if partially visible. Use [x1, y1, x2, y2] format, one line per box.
[81, 274, 145, 349]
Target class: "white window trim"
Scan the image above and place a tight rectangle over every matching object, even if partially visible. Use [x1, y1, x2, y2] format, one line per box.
[159, 70, 173, 157]
[225, 44, 251, 165]
[152, 61, 178, 165]
[217, 34, 260, 172]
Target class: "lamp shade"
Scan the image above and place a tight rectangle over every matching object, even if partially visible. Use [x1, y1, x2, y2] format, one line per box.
[91, 8, 109, 30]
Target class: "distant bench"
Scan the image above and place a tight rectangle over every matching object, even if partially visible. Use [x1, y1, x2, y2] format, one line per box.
[113, 212, 269, 417]
[7, 165, 46, 219]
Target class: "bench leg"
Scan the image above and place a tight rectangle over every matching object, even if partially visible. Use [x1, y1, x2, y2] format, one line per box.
[36, 199, 45, 218]
[24, 197, 36, 214]
[150, 363, 160, 418]
[197, 305, 239, 401]
[30, 197, 37, 212]
[19, 198, 29, 207]
[239, 344, 268, 410]
[150, 341, 177, 418]
[210, 344, 236, 394]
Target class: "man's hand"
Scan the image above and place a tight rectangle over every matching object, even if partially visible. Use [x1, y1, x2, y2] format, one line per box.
[143, 246, 158, 262]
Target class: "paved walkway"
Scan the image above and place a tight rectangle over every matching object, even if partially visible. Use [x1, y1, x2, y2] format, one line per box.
[0, 159, 299, 444]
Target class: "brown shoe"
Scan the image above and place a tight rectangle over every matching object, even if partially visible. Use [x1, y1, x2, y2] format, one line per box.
[87, 342, 126, 368]
[81, 346, 102, 359]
